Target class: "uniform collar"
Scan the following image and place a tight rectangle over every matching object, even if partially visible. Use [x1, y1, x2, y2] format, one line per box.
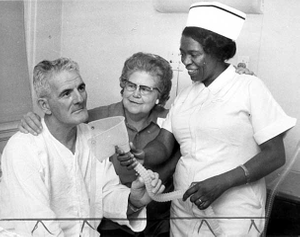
[206, 64, 236, 95]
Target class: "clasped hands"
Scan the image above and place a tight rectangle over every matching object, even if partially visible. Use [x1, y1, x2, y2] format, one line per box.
[117, 143, 228, 210]
[116, 143, 165, 208]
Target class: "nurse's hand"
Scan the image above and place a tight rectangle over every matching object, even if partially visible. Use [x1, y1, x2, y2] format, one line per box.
[235, 64, 255, 76]
[18, 112, 42, 136]
[183, 175, 229, 210]
[116, 142, 145, 170]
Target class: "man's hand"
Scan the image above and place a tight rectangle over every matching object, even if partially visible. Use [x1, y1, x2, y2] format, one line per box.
[116, 142, 145, 170]
[18, 112, 42, 136]
[129, 170, 165, 209]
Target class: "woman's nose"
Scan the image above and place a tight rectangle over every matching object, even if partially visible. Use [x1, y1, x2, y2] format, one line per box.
[182, 55, 192, 66]
[132, 86, 142, 97]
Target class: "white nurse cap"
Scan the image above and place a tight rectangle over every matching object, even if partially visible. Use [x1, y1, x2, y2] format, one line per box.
[186, 2, 246, 41]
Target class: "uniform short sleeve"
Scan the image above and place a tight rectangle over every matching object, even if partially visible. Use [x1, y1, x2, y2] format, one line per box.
[248, 78, 296, 145]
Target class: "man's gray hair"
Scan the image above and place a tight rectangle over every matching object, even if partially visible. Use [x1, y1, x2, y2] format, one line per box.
[33, 58, 80, 98]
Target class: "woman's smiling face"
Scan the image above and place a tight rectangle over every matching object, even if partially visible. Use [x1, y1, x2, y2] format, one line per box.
[180, 35, 217, 86]
[122, 71, 160, 116]
[180, 35, 206, 82]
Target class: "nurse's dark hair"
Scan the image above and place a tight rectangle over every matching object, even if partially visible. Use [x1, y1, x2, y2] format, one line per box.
[33, 57, 80, 98]
[119, 52, 173, 106]
[182, 27, 236, 61]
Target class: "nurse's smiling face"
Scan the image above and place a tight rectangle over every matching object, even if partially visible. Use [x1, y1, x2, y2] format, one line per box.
[180, 35, 218, 87]
[122, 71, 160, 117]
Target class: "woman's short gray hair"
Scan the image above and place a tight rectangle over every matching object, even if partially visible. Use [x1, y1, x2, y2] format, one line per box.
[33, 58, 80, 98]
[119, 52, 173, 106]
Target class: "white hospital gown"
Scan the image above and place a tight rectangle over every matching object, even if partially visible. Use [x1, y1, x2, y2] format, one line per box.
[163, 65, 296, 236]
[0, 119, 146, 237]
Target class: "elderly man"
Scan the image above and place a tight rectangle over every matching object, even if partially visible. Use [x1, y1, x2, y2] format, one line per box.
[0, 58, 164, 237]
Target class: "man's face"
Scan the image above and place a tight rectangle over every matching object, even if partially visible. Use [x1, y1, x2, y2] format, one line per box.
[46, 70, 88, 128]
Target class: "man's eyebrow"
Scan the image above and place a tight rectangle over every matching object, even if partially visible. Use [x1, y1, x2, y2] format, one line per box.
[79, 82, 86, 88]
[58, 88, 72, 97]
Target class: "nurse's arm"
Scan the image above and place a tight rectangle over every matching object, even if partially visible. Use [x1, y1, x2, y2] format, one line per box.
[183, 133, 286, 209]
[241, 133, 286, 183]
[220, 133, 285, 190]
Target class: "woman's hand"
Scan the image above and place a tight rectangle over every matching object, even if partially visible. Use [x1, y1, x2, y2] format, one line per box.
[116, 142, 145, 170]
[129, 170, 165, 208]
[235, 64, 255, 75]
[183, 174, 229, 210]
[18, 112, 42, 136]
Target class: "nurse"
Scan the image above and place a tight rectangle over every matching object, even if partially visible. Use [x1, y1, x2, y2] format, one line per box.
[118, 2, 297, 236]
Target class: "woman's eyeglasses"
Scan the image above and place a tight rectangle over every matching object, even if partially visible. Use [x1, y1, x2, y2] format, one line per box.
[124, 80, 161, 95]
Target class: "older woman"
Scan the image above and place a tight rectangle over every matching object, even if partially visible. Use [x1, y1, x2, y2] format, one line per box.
[90, 52, 178, 237]
[118, 3, 296, 237]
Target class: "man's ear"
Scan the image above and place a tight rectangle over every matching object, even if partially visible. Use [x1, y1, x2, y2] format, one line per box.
[37, 98, 52, 115]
